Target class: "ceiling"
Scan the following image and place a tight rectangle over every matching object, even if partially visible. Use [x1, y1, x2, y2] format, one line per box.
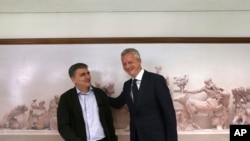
[0, 0, 250, 13]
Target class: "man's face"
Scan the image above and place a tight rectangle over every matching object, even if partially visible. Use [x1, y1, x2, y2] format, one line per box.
[71, 68, 91, 89]
[121, 52, 141, 78]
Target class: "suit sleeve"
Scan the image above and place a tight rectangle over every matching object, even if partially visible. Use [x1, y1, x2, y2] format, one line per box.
[109, 83, 127, 109]
[102, 93, 118, 141]
[155, 75, 178, 141]
[57, 94, 81, 141]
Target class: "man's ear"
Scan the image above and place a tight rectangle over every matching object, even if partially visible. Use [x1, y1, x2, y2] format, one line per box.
[71, 77, 76, 84]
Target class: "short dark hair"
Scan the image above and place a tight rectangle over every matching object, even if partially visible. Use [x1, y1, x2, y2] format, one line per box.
[68, 63, 88, 78]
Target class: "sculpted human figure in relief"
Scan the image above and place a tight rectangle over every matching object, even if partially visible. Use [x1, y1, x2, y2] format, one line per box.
[0, 105, 28, 129]
[181, 78, 230, 130]
[25, 100, 50, 130]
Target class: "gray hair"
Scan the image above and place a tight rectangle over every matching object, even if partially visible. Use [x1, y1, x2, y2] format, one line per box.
[121, 48, 141, 60]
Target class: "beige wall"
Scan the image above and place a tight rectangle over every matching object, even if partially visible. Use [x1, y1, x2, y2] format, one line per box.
[0, 12, 250, 38]
[1, 0, 250, 12]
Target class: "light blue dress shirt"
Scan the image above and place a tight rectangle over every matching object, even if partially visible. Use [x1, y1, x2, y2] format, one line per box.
[77, 87, 105, 141]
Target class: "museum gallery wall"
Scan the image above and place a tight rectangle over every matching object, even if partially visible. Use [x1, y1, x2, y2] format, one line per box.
[1, 0, 250, 12]
[0, 43, 250, 132]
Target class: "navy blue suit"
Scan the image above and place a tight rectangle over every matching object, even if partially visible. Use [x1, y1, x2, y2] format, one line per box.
[110, 71, 178, 141]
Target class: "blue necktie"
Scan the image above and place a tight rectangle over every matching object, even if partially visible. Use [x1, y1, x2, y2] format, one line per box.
[132, 79, 139, 102]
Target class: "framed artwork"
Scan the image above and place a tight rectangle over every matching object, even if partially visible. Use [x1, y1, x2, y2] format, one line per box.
[0, 37, 250, 141]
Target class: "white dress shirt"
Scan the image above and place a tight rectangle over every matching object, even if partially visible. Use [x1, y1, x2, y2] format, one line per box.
[131, 69, 144, 100]
[77, 87, 105, 141]
[134, 69, 144, 89]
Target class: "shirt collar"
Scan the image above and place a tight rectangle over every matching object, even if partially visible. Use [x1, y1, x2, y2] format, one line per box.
[134, 69, 144, 81]
[76, 86, 93, 95]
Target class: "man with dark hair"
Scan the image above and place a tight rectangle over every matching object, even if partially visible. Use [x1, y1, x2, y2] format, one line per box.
[57, 63, 117, 141]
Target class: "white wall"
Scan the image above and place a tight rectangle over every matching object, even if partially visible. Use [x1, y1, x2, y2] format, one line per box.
[1, 12, 250, 38]
[1, 0, 250, 13]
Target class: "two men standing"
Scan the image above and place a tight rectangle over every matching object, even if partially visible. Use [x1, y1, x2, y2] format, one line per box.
[57, 48, 177, 141]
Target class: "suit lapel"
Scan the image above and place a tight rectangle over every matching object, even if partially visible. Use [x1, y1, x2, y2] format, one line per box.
[93, 88, 102, 107]
[134, 71, 149, 104]
[72, 88, 85, 116]
[125, 79, 134, 105]
[130, 79, 136, 103]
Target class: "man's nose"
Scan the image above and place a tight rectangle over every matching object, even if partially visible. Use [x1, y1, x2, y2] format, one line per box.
[86, 74, 91, 78]
[124, 64, 130, 69]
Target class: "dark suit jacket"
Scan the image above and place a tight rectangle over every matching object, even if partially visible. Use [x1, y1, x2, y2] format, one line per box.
[110, 71, 178, 141]
[57, 87, 117, 141]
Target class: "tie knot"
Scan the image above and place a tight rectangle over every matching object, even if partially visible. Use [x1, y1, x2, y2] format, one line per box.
[133, 79, 137, 84]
